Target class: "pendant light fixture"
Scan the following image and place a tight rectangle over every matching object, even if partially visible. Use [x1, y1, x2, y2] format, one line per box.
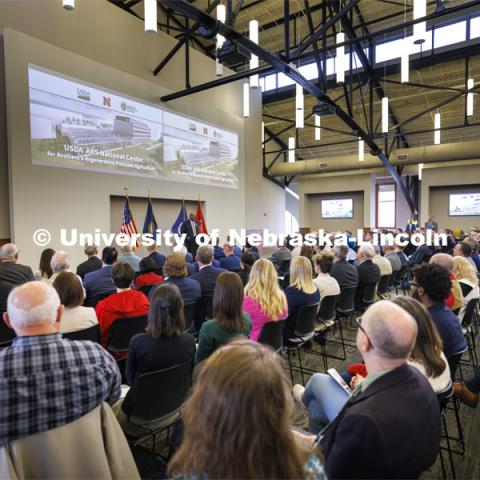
[295, 83, 304, 129]
[249, 20, 259, 88]
[144, 0, 157, 34]
[288, 137, 295, 163]
[315, 114, 321, 141]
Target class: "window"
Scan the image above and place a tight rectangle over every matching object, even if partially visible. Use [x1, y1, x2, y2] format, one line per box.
[285, 210, 299, 236]
[377, 184, 396, 228]
[434, 21, 466, 49]
[471, 16, 480, 39]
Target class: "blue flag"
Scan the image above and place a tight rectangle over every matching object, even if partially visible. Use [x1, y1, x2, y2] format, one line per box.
[172, 200, 187, 235]
[143, 197, 158, 240]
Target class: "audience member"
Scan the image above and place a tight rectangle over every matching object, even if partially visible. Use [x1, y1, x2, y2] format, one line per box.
[0, 243, 35, 285]
[49, 251, 83, 290]
[96, 262, 150, 348]
[213, 239, 225, 261]
[196, 272, 252, 364]
[270, 239, 292, 272]
[284, 256, 320, 340]
[452, 256, 480, 322]
[76, 245, 102, 279]
[34, 248, 55, 281]
[52, 272, 98, 334]
[394, 243, 409, 268]
[134, 257, 163, 290]
[114, 283, 195, 437]
[330, 245, 359, 289]
[454, 241, 478, 272]
[168, 340, 325, 479]
[464, 236, 480, 271]
[372, 245, 393, 277]
[117, 244, 141, 272]
[219, 244, 242, 271]
[440, 229, 456, 255]
[83, 246, 118, 307]
[162, 252, 201, 306]
[454, 366, 480, 408]
[145, 244, 166, 271]
[412, 263, 467, 358]
[243, 240, 260, 259]
[313, 251, 340, 299]
[384, 244, 401, 273]
[408, 243, 434, 266]
[318, 301, 440, 478]
[0, 282, 120, 446]
[0, 280, 14, 313]
[238, 251, 256, 286]
[173, 244, 194, 269]
[355, 243, 381, 309]
[190, 245, 225, 298]
[243, 258, 288, 341]
[299, 245, 315, 272]
[430, 253, 464, 313]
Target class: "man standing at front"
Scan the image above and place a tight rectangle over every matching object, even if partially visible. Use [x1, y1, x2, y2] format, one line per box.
[181, 213, 199, 257]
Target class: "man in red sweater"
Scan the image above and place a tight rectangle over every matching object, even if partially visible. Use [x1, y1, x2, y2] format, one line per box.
[96, 262, 149, 348]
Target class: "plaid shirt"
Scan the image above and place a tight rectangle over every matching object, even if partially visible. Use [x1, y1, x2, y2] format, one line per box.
[0, 333, 121, 446]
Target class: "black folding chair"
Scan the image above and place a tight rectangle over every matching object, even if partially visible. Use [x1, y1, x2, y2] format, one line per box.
[395, 266, 410, 295]
[85, 289, 116, 308]
[107, 315, 148, 354]
[125, 362, 192, 456]
[460, 298, 479, 370]
[361, 282, 378, 308]
[183, 303, 195, 333]
[258, 319, 286, 352]
[284, 303, 319, 385]
[194, 296, 212, 333]
[139, 284, 156, 297]
[63, 324, 100, 343]
[0, 318, 15, 348]
[377, 275, 391, 299]
[278, 259, 291, 275]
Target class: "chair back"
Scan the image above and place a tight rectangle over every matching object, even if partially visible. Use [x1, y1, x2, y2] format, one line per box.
[336, 286, 356, 315]
[279, 260, 291, 275]
[63, 324, 100, 343]
[362, 283, 378, 305]
[447, 350, 466, 379]
[258, 319, 285, 352]
[129, 363, 192, 422]
[377, 275, 391, 295]
[462, 298, 478, 328]
[139, 284, 155, 297]
[294, 303, 320, 336]
[317, 294, 339, 323]
[184, 303, 195, 332]
[107, 315, 148, 353]
[86, 289, 116, 308]
[281, 273, 291, 289]
[0, 319, 15, 348]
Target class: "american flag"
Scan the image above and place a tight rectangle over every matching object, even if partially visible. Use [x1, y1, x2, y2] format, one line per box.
[120, 196, 139, 247]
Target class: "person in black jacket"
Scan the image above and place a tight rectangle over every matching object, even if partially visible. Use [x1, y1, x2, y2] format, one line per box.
[330, 245, 359, 290]
[355, 244, 381, 310]
[0, 244, 34, 285]
[320, 300, 441, 479]
[76, 245, 102, 279]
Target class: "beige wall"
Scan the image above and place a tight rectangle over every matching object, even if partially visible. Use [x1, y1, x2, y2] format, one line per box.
[0, 0, 284, 269]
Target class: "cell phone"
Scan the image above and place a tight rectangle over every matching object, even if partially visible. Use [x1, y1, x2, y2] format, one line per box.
[327, 368, 353, 396]
[120, 385, 130, 399]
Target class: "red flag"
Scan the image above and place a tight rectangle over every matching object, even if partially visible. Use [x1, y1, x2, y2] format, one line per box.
[195, 200, 208, 234]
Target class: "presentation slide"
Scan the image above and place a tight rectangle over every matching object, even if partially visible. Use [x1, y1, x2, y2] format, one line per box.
[321, 198, 354, 219]
[27, 65, 239, 188]
[449, 193, 480, 216]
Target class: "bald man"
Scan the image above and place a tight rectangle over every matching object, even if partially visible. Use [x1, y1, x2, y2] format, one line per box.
[430, 253, 464, 312]
[0, 282, 121, 446]
[320, 301, 441, 479]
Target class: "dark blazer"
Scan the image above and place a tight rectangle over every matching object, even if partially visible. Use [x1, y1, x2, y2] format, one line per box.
[321, 364, 441, 479]
[408, 244, 434, 266]
[192, 259, 221, 272]
[190, 265, 227, 297]
[283, 286, 320, 339]
[330, 259, 359, 289]
[0, 280, 15, 313]
[219, 254, 241, 272]
[83, 265, 116, 307]
[355, 260, 381, 307]
[180, 220, 199, 255]
[76, 256, 102, 279]
[148, 251, 166, 270]
[0, 262, 34, 286]
[165, 276, 201, 306]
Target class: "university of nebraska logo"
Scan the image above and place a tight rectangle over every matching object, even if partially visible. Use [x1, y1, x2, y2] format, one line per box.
[103, 96, 111, 107]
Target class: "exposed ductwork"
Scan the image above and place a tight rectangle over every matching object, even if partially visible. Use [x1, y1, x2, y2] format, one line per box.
[269, 140, 480, 177]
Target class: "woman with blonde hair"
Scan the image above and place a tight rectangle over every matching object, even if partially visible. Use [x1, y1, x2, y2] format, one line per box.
[283, 256, 320, 340]
[453, 256, 480, 322]
[168, 340, 325, 479]
[243, 258, 288, 341]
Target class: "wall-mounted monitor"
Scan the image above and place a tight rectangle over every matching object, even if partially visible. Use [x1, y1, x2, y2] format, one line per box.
[321, 198, 354, 219]
[449, 193, 480, 216]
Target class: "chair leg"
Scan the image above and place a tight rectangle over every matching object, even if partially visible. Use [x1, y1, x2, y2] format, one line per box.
[438, 448, 447, 480]
[287, 349, 294, 385]
[442, 414, 457, 480]
[297, 347, 306, 386]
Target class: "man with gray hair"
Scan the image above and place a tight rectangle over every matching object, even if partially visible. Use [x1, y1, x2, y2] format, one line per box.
[76, 245, 102, 280]
[372, 244, 393, 277]
[0, 243, 34, 285]
[330, 244, 358, 289]
[320, 301, 441, 478]
[355, 243, 381, 310]
[0, 282, 120, 446]
[117, 243, 141, 272]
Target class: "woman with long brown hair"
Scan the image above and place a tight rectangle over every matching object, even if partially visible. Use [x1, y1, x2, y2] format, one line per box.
[196, 272, 251, 364]
[35, 248, 55, 280]
[169, 340, 325, 479]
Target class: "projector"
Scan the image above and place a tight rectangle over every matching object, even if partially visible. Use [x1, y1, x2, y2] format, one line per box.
[217, 41, 251, 68]
[312, 103, 336, 117]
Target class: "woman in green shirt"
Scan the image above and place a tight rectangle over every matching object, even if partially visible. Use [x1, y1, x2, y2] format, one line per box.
[196, 272, 252, 364]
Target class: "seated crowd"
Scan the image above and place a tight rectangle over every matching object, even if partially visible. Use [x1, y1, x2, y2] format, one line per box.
[0, 225, 479, 479]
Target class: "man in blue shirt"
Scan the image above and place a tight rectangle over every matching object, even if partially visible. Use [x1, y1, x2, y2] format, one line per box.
[219, 244, 241, 271]
[411, 263, 467, 358]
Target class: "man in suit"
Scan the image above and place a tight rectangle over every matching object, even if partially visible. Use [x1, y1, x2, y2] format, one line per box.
[219, 244, 241, 272]
[83, 247, 118, 308]
[145, 244, 165, 272]
[320, 301, 441, 479]
[76, 245, 102, 279]
[180, 213, 199, 256]
[355, 244, 381, 310]
[0, 244, 34, 285]
[425, 214, 438, 231]
[330, 245, 359, 290]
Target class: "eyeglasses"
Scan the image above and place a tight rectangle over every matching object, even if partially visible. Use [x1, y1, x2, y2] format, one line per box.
[355, 316, 374, 349]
